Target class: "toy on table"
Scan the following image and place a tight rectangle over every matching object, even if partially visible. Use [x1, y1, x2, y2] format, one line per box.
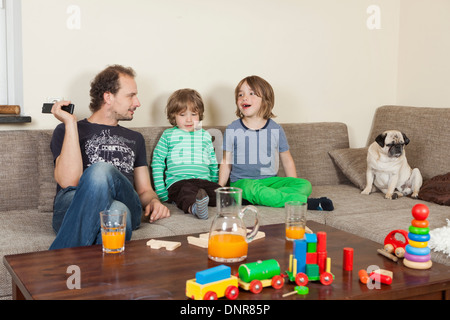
[186, 265, 239, 300]
[285, 232, 334, 286]
[369, 269, 393, 285]
[403, 204, 433, 270]
[359, 268, 393, 285]
[377, 229, 409, 262]
[343, 247, 354, 271]
[282, 285, 309, 297]
[237, 259, 285, 294]
[146, 239, 181, 251]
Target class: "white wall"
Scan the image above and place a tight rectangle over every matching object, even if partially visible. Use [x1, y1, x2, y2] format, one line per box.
[397, 0, 450, 108]
[6, 0, 448, 148]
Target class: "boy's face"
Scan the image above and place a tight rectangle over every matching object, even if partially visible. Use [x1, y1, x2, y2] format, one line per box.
[236, 81, 262, 118]
[175, 105, 200, 132]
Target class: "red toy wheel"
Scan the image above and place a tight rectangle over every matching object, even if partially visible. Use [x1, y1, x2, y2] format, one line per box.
[203, 291, 217, 300]
[320, 272, 333, 286]
[250, 280, 263, 294]
[225, 285, 239, 300]
[271, 275, 284, 289]
[295, 272, 309, 286]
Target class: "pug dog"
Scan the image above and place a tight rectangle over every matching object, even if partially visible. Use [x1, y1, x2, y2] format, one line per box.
[361, 130, 423, 199]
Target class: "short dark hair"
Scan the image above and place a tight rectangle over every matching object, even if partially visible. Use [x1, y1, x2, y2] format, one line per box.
[165, 89, 205, 126]
[89, 65, 136, 112]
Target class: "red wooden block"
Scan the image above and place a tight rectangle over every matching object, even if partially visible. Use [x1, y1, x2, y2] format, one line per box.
[306, 252, 317, 264]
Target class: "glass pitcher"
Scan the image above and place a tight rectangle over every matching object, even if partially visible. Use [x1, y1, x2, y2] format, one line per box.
[208, 187, 259, 263]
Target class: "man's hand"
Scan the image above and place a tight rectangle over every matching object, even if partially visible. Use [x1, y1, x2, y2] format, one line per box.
[145, 198, 171, 223]
[51, 100, 77, 124]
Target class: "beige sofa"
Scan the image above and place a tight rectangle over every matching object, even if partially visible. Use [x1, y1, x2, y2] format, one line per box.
[1, 105, 449, 299]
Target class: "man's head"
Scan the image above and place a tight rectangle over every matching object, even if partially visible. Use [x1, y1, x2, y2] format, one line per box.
[89, 65, 138, 117]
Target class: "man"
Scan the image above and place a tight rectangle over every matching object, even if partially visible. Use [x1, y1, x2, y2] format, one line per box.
[49, 65, 170, 250]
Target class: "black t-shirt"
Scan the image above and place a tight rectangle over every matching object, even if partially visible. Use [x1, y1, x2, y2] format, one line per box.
[50, 119, 147, 191]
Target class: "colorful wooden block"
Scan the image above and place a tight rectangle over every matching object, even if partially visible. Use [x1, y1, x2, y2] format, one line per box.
[305, 233, 317, 243]
[307, 242, 317, 253]
[317, 232, 327, 253]
[293, 239, 307, 273]
[196, 265, 231, 285]
[306, 264, 320, 278]
[306, 252, 317, 264]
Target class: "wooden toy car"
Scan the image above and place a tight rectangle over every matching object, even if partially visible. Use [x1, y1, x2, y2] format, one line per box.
[186, 265, 239, 300]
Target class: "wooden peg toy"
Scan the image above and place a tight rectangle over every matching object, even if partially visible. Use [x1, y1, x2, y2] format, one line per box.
[377, 248, 398, 262]
[146, 239, 181, 251]
[282, 286, 309, 297]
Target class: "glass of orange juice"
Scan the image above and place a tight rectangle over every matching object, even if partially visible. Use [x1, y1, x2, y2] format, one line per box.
[285, 201, 306, 241]
[100, 210, 127, 254]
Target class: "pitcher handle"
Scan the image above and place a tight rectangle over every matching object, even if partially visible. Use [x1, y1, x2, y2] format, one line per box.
[239, 205, 260, 243]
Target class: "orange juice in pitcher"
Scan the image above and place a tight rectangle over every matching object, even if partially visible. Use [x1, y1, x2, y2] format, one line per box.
[208, 233, 248, 260]
[208, 187, 259, 263]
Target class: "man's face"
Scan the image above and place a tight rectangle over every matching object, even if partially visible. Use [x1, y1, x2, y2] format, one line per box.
[109, 75, 140, 121]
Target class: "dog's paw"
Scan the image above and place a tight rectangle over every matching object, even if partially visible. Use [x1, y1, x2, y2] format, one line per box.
[361, 188, 371, 195]
[411, 192, 419, 199]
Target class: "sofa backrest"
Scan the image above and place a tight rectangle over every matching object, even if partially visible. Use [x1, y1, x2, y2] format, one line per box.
[367, 105, 450, 181]
[0, 121, 349, 213]
[135, 122, 350, 187]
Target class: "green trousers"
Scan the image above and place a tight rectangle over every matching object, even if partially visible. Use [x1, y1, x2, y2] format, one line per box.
[231, 176, 312, 208]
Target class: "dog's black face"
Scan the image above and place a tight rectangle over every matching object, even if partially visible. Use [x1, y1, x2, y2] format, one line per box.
[375, 131, 410, 158]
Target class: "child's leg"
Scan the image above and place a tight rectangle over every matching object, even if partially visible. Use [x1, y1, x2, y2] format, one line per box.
[193, 179, 222, 207]
[168, 179, 209, 219]
[232, 177, 312, 207]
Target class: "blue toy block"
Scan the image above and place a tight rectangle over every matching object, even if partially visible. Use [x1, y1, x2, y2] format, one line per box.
[196, 265, 231, 285]
[293, 239, 307, 273]
[305, 233, 317, 243]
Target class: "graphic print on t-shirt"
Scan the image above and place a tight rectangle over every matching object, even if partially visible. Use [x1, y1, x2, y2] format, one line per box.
[84, 129, 135, 173]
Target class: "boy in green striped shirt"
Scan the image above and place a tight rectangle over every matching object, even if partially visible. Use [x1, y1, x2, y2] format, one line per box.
[151, 89, 220, 219]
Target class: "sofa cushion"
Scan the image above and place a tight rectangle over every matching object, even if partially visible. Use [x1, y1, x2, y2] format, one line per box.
[279, 122, 350, 186]
[418, 172, 450, 206]
[0, 131, 39, 211]
[328, 147, 368, 190]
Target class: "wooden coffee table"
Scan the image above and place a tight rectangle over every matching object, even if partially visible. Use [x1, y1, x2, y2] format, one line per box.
[4, 221, 450, 300]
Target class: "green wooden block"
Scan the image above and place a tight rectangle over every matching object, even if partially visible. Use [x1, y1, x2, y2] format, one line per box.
[306, 264, 319, 279]
[307, 242, 317, 253]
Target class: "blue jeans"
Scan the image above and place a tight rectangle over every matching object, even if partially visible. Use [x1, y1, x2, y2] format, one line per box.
[49, 162, 142, 250]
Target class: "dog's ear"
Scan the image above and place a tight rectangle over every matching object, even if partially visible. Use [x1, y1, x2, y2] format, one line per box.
[375, 133, 386, 147]
[402, 132, 410, 145]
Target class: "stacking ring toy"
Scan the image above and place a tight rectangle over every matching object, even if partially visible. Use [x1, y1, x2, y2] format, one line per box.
[408, 232, 430, 242]
[405, 244, 430, 256]
[404, 252, 431, 263]
[409, 226, 430, 235]
[408, 240, 428, 248]
[411, 219, 429, 228]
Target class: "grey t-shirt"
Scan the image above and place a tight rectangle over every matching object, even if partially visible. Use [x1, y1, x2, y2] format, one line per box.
[223, 119, 289, 183]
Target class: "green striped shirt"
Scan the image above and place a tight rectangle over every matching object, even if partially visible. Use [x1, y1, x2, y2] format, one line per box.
[151, 127, 219, 201]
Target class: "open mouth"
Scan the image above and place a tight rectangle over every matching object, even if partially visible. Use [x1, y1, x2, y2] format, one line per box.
[242, 104, 251, 109]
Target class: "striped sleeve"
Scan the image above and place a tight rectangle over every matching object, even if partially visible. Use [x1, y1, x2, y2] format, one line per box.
[151, 131, 169, 202]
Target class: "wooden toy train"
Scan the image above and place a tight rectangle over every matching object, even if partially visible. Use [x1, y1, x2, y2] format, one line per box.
[186, 231, 334, 300]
